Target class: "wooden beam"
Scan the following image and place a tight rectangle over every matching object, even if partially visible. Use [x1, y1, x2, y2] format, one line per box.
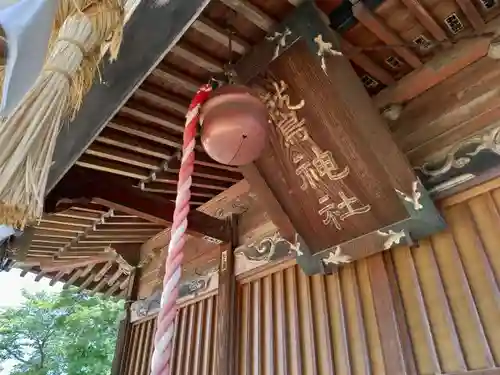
[215, 216, 237, 375]
[225, 0, 392, 88]
[120, 103, 185, 133]
[374, 36, 491, 108]
[155, 170, 231, 191]
[94, 261, 114, 282]
[34, 271, 46, 282]
[456, 0, 485, 31]
[46, 167, 230, 242]
[19, 268, 31, 277]
[63, 268, 84, 289]
[351, 1, 422, 69]
[340, 38, 395, 86]
[239, 164, 296, 242]
[97, 128, 172, 160]
[192, 17, 249, 55]
[133, 87, 188, 115]
[105, 281, 122, 297]
[149, 67, 202, 94]
[49, 270, 67, 286]
[33, 255, 115, 273]
[143, 183, 217, 198]
[89, 276, 110, 295]
[171, 43, 225, 73]
[47, 0, 212, 193]
[108, 119, 183, 149]
[86, 143, 161, 170]
[78, 271, 98, 291]
[218, 0, 275, 31]
[399, 0, 449, 44]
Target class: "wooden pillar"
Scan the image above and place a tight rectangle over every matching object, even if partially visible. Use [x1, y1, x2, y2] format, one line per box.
[111, 269, 138, 375]
[215, 215, 238, 375]
[111, 306, 131, 375]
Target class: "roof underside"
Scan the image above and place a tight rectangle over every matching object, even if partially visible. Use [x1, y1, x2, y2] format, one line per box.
[13, 0, 500, 295]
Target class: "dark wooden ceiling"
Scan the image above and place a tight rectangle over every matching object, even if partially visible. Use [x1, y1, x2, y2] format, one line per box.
[76, 0, 500, 202]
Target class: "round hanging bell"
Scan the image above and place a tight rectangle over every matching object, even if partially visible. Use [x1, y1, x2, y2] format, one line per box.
[200, 85, 269, 166]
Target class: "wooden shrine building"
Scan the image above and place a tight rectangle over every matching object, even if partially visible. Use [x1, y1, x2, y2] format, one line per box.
[3, 0, 500, 374]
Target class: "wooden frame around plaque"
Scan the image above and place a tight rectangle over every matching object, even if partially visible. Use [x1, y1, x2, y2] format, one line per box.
[232, 1, 445, 275]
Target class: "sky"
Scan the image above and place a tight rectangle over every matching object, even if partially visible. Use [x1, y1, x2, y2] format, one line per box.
[0, 268, 62, 374]
[0, 268, 61, 308]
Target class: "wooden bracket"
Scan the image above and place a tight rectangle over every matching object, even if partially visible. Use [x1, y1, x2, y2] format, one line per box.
[45, 166, 230, 242]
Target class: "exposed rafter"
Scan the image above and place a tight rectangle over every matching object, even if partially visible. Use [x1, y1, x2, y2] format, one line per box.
[46, 167, 229, 242]
[47, 0, 213, 194]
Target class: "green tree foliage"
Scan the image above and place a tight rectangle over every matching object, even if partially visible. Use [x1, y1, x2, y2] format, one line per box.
[0, 289, 124, 375]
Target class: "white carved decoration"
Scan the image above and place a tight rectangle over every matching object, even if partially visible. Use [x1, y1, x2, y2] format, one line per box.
[247, 231, 303, 261]
[377, 229, 406, 250]
[202, 235, 223, 245]
[418, 125, 500, 178]
[322, 246, 352, 265]
[382, 104, 403, 121]
[313, 34, 343, 74]
[266, 27, 292, 60]
[396, 180, 423, 211]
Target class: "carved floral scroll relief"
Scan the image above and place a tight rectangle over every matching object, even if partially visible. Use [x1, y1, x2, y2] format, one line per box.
[418, 125, 500, 178]
[131, 267, 219, 321]
[260, 79, 372, 232]
[416, 125, 500, 194]
[235, 231, 303, 265]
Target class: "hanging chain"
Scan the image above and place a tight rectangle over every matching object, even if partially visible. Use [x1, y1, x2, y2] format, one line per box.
[225, 28, 236, 84]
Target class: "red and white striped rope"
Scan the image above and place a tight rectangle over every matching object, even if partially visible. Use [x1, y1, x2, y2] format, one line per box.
[150, 84, 212, 375]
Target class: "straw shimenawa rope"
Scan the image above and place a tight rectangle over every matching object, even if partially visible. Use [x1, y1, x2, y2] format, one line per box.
[50, 0, 125, 117]
[0, 0, 125, 228]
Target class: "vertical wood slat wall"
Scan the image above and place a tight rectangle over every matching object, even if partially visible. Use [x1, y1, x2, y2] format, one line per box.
[122, 295, 218, 375]
[236, 186, 500, 375]
[123, 182, 500, 375]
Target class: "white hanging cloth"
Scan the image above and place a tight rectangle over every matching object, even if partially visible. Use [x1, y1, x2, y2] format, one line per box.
[0, 0, 57, 117]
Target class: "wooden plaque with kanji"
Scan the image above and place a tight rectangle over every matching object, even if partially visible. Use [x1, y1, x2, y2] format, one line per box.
[234, 2, 445, 275]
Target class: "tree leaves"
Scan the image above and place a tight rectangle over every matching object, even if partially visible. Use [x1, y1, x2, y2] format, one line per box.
[0, 289, 123, 375]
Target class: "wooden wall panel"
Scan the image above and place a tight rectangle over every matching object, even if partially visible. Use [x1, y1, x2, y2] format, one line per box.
[236, 183, 500, 375]
[236, 262, 391, 375]
[125, 180, 500, 375]
[122, 295, 218, 375]
[390, 188, 500, 374]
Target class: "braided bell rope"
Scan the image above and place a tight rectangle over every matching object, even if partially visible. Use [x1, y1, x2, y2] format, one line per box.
[150, 83, 212, 375]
